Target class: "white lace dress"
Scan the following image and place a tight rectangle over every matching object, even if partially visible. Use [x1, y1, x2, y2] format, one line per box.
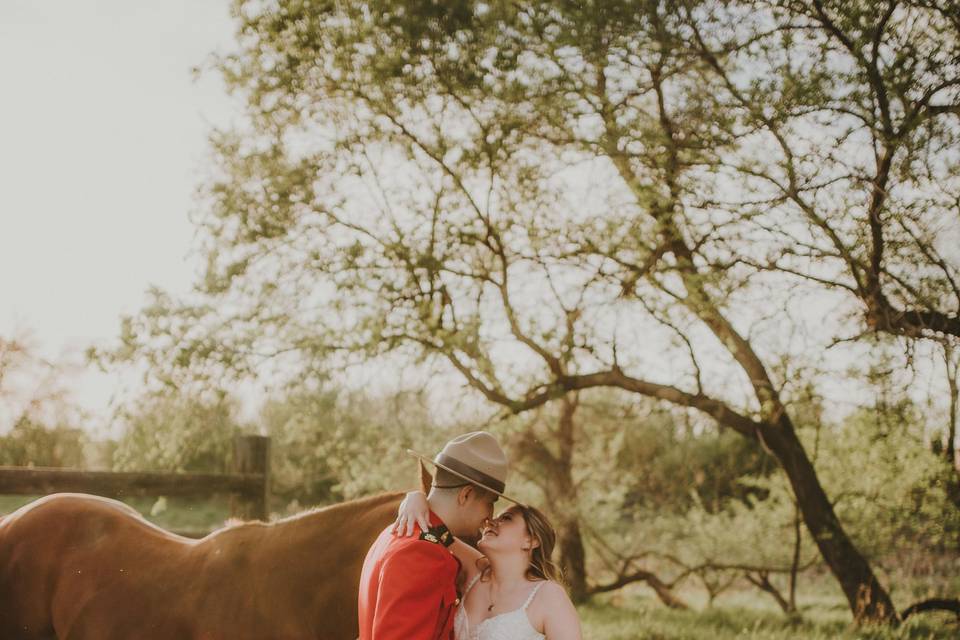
[453, 575, 546, 640]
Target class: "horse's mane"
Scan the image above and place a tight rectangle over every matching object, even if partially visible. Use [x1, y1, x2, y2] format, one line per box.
[212, 491, 405, 534]
[272, 491, 404, 525]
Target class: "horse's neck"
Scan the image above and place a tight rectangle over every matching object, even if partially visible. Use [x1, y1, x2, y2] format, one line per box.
[274, 492, 403, 547]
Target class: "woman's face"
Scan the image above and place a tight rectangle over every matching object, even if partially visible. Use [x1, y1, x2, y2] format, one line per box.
[477, 507, 536, 554]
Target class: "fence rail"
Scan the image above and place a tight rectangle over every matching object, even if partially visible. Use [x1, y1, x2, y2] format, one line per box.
[0, 467, 264, 498]
[0, 435, 271, 522]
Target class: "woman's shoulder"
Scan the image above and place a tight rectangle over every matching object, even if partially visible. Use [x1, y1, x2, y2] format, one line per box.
[529, 579, 570, 603]
[527, 580, 579, 635]
[529, 580, 582, 638]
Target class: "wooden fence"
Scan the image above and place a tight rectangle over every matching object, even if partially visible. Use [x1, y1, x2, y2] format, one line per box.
[0, 435, 271, 532]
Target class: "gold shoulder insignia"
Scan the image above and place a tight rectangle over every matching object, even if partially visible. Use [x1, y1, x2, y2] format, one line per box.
[419, 524, 454, 547]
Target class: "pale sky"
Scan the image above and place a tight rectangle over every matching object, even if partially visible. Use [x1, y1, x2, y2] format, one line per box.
[0, 1, 238, 428]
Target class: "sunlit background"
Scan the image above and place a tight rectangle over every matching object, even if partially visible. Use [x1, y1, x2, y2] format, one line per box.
[1, 2, 958, 638]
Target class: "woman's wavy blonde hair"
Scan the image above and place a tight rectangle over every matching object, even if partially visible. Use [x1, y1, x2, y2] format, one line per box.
[479, 504, 564, 584]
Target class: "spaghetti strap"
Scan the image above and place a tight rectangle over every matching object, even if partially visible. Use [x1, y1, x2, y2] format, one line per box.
[522, 581, 546, 610]
[464, 573, 482, 595]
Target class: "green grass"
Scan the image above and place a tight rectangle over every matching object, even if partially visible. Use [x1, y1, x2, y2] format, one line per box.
[578, 591, 958, 640]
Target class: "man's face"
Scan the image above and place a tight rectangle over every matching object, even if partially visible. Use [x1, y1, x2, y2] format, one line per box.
[458, 487, 497, 542]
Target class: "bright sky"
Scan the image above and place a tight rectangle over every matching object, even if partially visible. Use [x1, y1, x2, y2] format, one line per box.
[0, 1, 238, 428]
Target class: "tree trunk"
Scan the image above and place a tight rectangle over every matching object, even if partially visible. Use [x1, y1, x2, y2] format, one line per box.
[763, 418, 898, 623]
[663, 232, 898, 623]
[683, 297, 898, 623]
[552, 394, 588, 602]
[949, 375, 957, 477]
[946, 345, 959, 471]
[510, 395, 591, 601]
[944, 344, 960, 511]
[556, 515, 588, 602]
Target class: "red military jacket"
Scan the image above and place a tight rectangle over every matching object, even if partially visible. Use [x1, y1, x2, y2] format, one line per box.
[358, 511, 461, 640]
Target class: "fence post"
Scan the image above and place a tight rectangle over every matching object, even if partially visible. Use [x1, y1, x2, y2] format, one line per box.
[231, 435, 270, 520]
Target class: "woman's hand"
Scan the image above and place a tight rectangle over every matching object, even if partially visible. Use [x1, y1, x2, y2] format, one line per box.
[391, 490, 431, 536]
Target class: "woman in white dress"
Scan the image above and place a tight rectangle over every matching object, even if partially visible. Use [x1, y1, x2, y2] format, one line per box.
[394, 493, 583, 640]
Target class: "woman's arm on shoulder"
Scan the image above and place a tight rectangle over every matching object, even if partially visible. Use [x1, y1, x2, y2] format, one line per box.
[538, 581, 582, 640]
[392, 491, 431, 536]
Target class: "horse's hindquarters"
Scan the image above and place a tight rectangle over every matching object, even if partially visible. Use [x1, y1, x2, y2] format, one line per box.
[0, 494, 190, 640]
[0, 516, 60, 639]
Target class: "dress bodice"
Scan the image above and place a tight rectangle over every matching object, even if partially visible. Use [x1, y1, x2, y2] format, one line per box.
[453, 575, 546, 640]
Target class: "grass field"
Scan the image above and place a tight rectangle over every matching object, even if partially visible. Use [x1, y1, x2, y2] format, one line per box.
[578, 586, 958, 640]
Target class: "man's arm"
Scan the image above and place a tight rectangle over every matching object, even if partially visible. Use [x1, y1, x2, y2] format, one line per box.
[372, 542, 457, 640]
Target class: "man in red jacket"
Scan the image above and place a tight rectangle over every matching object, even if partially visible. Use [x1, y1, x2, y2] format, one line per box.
[358, 431, 517, 640]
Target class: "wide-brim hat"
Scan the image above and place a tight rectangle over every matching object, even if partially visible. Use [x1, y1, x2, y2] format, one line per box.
[408, 431, 522, 504]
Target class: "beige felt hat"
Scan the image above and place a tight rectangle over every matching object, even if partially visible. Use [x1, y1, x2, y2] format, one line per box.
[408, 431, 521, 504]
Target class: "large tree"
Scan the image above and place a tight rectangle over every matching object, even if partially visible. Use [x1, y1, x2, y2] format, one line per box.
[105, 0, 960, 622]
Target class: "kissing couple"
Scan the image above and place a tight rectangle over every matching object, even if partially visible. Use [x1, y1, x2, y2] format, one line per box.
[358, 431, 583, 640]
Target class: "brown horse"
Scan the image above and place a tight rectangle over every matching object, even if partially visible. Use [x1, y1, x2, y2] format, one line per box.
[0, 491, 402, 640]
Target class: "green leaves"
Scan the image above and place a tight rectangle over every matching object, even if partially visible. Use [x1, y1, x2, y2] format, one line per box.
[112, 391, 240, 473]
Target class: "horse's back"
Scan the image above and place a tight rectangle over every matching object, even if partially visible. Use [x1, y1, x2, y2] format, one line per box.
[0, 492, 189, 556]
